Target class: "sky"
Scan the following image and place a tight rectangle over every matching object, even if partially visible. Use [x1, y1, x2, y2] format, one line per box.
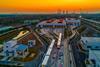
[0, 0, 100, 13]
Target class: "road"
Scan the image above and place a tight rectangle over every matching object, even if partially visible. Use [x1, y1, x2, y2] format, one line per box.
[64, 38, 70, 67]
[49, 39, 64, 67]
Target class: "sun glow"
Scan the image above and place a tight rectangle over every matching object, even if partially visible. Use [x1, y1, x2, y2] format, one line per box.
[0, 0, 100, 13]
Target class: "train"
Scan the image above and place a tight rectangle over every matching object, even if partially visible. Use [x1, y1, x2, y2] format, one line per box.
[57, 33, 62, 49]
[42, 39, 55, 67]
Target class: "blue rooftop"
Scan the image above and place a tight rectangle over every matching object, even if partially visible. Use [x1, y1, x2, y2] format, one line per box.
[81, 37, 100, 50]
[81, 37, 100, 46]
[82, 37, 100, 66]
[16, 44, 28, 51]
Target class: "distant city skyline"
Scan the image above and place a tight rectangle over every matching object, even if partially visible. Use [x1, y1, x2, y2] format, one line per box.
[0, 0, 100, 13]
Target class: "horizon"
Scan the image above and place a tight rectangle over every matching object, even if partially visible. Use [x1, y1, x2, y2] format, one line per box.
[0, 11, 100, 14]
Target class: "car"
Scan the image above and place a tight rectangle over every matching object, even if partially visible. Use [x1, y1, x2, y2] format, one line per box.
[52, 53, 56, 59]
[59, 57, 61, 60]
[59, 52, 63, 57]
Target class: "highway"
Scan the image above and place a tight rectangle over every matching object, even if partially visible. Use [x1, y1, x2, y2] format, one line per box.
[64, 30, 76, 67]
[64, 38, 69, 67]
[0, 17, 99, 67]
[44, 33, 64, 67]
[81, 18, 100, 32]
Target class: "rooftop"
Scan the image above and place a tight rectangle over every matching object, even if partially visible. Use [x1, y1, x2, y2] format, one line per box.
[81, 37, 100, 47]
[89, 50, 100, 66]
[4, 40, 17, 48]
[82, 37, 100, 66]
[16, 44, 28, 51]
[65, 18, 80, 23]
[0, 26, 13, 31]
[37, 19, 66, 26]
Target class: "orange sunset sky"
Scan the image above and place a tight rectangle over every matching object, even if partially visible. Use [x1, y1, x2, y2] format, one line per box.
[0, 0, 100, 13]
